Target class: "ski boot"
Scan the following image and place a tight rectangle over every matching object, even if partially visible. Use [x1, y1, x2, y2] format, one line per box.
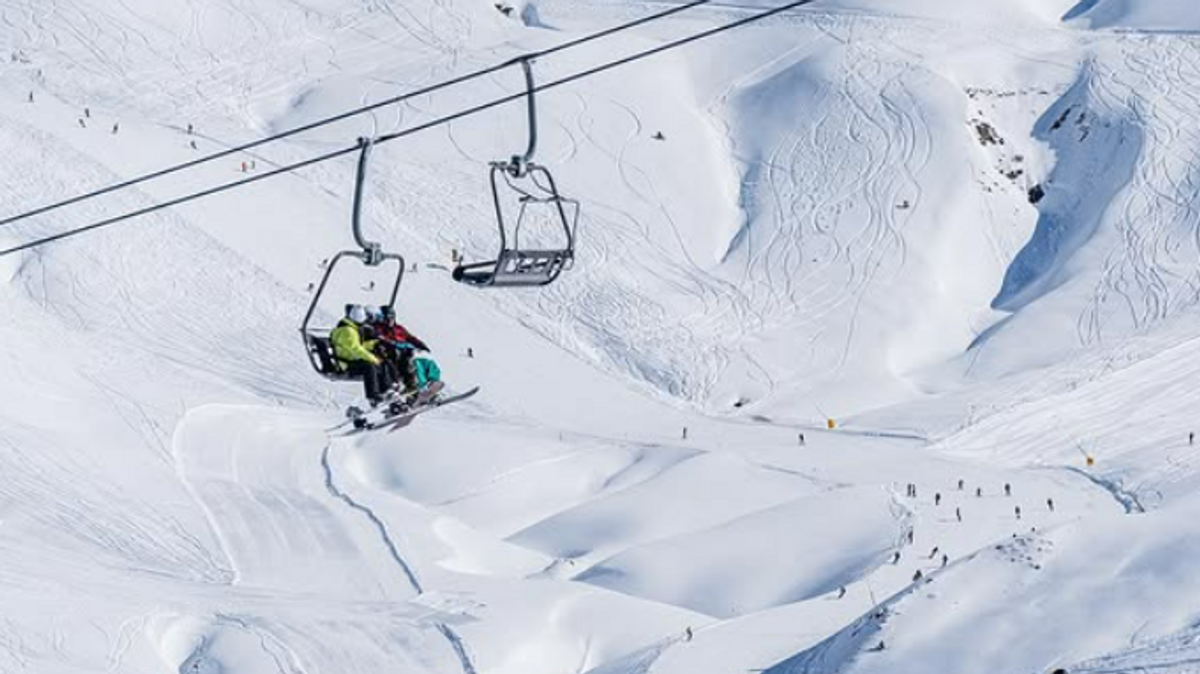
[346, 405, 368, 430]
[415, 380, 445, 405]
[386, 396, 410, 417]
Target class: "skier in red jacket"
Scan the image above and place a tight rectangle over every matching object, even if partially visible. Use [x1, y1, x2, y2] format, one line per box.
[370, 306, 440, 398]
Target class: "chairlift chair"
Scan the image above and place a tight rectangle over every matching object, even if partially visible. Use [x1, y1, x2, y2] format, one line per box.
[301, 137, 406, 380]
[453, 160, 579, 287]
[453, 57, 579, 288]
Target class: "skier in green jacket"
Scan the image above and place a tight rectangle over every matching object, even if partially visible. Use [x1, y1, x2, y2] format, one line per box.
[331, 304, 393, 405]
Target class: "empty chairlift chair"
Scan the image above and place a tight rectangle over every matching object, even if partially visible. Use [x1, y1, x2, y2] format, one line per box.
[453, 57, 580, 288]
[453, 160, 579, 287]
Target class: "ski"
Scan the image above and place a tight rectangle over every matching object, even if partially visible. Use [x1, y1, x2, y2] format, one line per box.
[335, 386, 480, 436]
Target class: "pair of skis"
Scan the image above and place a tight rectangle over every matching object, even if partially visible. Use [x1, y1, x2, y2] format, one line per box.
[337, 385, 480, 435]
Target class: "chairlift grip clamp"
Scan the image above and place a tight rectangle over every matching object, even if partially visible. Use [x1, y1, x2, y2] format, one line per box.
[362, 243, 384, 266]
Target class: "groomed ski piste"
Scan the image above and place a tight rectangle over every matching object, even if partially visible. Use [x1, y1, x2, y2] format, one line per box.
[2, 0, 1200, 672]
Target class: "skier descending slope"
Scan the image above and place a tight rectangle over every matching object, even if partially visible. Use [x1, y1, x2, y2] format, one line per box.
[331, 304, 394, 406]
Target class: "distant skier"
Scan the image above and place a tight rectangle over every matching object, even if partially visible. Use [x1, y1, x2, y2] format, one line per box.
[1190, 432, 1195, 446]
[934, 492, 942, 506]
[1004, 483, 1012, 497]
[941, 553, 948, 568]
[912, 569, 923, 582]
[331, 304, 393, 405]
[1015, 505, 1022, 520]
[955, 506, 962, 522]
[892, 551, 901, 564]
[799, 432, 806, 446]
[928, 546, 939, 559]
[1047, 498, 1055, 512]
[111, 122, 119, 134]
[837, 586, 846, 599]
[957, 478, 964, 491]
[976, 487, 983, 498]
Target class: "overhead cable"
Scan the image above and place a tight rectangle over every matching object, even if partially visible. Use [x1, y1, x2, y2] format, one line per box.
[0, 0, 814, 258]
[0, 0, 710, 230]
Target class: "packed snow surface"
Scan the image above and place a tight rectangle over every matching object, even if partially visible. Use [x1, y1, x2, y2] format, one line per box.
[2, 0, 1200, 672]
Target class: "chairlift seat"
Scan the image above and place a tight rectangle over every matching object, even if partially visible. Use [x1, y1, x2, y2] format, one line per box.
[305, 334, 357, 380]
[453, 248, 572, 287]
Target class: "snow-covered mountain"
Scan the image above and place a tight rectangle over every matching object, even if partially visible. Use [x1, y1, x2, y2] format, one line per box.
[2, 0, 1200, 672]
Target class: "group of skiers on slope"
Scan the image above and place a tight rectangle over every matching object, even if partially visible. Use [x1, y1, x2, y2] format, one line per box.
[331, 303, 441, 406]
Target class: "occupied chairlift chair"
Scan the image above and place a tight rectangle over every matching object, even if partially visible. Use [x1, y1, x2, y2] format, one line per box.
[453, 58, 580, 288]
[301, 137, 406, 380]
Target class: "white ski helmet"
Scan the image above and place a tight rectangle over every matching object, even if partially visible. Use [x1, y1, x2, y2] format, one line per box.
[347, 304, 367, 323]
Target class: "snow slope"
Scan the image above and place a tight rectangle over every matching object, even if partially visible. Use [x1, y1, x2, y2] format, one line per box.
[1064, 0, 1200, 31]
[2, 0, 1200, 672]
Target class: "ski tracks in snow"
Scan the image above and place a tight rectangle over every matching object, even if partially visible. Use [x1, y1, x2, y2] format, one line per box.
[1068, 624, 1200, 674]
[721, 18, 932, 389]
[319, 443, 424, 594]
[1078, 36, 1200, 345]
[172, 407, 378, 594]
[173, 405, 478, 674]
[319, 440, 480, 674]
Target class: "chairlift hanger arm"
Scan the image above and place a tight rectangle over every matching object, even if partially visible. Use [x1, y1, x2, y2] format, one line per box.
[518, 58, 538, 169]
[351, 137, 383, 263]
